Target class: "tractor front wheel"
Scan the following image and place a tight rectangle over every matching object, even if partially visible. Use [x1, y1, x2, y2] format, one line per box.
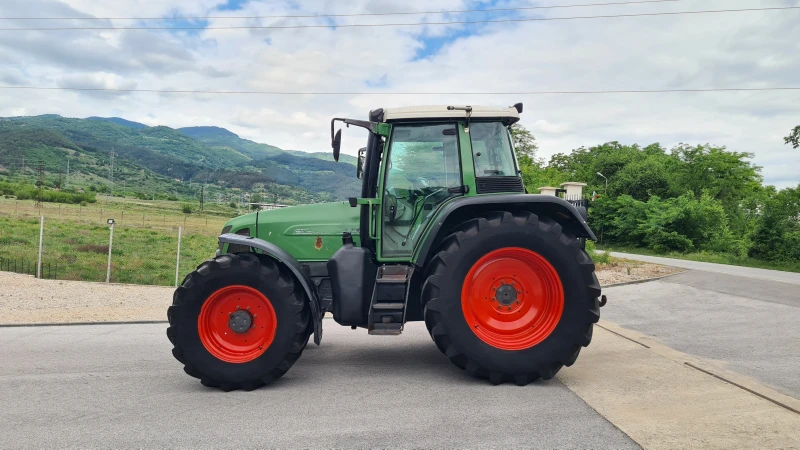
[422, 211, 601, 385]
[167, 253, 311, 391]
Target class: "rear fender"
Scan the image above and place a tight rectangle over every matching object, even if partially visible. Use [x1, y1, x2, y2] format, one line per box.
[414, 194, 596, 267]
[218, 233, 323, 345]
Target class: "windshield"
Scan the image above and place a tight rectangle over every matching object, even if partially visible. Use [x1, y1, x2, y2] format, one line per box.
[469, 122, 517, 177]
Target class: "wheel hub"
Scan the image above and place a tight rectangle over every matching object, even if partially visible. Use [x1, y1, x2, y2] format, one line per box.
[494, 282, 518, 306]
[228, 309, 253, 334]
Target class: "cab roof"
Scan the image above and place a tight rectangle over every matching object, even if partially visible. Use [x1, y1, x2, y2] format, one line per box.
[377, 105, 521, 124]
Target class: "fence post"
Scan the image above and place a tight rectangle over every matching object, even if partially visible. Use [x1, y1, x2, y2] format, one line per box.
[175, 226, 182, 287]
[37, 215, 44, 279]
[106, 220, 115, 283]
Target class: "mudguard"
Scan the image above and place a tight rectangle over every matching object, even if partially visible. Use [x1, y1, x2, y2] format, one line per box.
[414, 194, 597, 267]
[218, 233, 323, 345]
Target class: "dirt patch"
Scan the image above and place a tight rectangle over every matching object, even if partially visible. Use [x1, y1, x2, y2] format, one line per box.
[0, 259, 682, 325]
[595, 259, 685, 286]
[76, 244, 109, 254]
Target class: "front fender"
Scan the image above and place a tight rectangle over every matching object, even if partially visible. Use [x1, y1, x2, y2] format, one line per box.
[218, 233, 323, 345]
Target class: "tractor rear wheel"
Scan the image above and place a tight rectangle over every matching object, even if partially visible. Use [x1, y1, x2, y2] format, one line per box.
[167, 253, 311, 391]
[421, 211, 600, 385]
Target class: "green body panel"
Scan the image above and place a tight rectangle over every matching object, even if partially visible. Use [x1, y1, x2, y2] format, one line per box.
[458, 124, 478, 198]
[224, 202, 360, 262]
[224, 212, 257, 232]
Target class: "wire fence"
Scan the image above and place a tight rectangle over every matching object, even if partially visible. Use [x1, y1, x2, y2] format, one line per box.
[0, 214, 221, 286]
[0, 198, 232, 234]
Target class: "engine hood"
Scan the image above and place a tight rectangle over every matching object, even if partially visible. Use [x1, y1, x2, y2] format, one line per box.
[255, 201, 361, 262]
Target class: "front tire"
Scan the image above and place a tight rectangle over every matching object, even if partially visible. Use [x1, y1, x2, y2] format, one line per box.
[421, 211, 601, 385]
[167, 253, 311, 391]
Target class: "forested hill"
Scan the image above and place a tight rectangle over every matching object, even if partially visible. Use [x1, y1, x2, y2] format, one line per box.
[0, 115, 360, 202]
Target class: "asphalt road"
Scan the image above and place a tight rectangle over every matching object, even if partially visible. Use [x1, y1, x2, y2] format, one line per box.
[0, 322, 638, 449]
[603, 257, 800, 399]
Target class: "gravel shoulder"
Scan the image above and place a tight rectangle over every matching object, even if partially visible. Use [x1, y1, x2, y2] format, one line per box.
[0, 259, 680, 325]
[0, 272, 173, 325]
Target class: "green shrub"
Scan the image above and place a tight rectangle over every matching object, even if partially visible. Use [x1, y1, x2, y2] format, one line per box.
[182, 204, 194, 214]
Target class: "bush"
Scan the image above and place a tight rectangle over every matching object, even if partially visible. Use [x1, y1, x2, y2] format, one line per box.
[749, 186, 800, 262]
[228, 201, 237, 208]
[182, 204, 194, 214]
[584, 240, 611, 264]
[590, 193, 738, 254]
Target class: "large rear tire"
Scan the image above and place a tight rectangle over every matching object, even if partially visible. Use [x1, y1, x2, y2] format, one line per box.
[167, 253, 311, 391]
[421, 211, 600, 385]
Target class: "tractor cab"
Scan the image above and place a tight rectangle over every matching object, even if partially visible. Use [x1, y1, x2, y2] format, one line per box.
[168, 104, 601, 391]
[331, 104, 525, 260]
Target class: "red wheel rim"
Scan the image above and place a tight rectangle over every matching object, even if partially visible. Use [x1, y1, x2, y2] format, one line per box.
[461, 247, 564, 351]
[198, 285, 277, 363]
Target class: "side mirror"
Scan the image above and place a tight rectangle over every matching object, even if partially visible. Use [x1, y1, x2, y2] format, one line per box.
[332, 129, 342, 162]
[357, 147, 366, 180]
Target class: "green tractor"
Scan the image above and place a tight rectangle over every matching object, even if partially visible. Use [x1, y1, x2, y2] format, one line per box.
[167, 104, 602, 390]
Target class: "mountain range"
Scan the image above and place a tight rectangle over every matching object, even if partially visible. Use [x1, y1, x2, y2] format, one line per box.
[0, 115, 360, 203]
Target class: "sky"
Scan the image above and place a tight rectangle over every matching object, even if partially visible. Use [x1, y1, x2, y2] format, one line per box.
[0, 0, 798, 188]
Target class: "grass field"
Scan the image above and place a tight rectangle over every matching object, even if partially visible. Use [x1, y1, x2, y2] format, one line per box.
[0, 208, 222, 286]
[0, 196, 236, 234]
[596, 244, 800, 273]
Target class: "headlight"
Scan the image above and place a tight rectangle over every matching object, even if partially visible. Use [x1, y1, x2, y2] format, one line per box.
[228, 228, 252, 254]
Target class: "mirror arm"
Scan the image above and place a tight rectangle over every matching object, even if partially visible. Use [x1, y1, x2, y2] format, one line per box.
[330, 117, 379, 146]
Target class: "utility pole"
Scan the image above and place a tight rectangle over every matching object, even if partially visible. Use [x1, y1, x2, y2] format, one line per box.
[36, 161, 45, 207]
[65, 157, 70, 189]
[108, 149, 115, 198]
[199, 184, 204, 212]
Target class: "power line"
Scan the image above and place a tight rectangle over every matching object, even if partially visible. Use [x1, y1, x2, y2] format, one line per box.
[1, 86, 798, 95]
[0, 0, 682, 20]
[0, 6, 797, 31]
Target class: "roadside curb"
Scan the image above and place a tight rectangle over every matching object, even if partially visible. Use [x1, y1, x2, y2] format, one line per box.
[0, 320, 168, 328]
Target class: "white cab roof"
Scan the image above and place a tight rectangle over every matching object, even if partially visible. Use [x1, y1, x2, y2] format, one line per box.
[382, 105, 520, 122]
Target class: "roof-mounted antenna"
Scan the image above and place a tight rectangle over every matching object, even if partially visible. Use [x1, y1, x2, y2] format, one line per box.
[447, 106, 473, 133]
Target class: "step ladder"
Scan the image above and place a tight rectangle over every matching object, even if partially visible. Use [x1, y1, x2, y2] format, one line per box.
[368, 265, 414, 335]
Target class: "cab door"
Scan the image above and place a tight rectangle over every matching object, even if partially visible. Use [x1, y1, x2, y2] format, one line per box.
[378, 123, 463, 260]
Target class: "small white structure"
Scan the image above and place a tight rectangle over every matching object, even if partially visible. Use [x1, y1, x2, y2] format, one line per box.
[560, 182, 587, 201]
[538, 186, 559, 196]
[250, 203, 289, 211]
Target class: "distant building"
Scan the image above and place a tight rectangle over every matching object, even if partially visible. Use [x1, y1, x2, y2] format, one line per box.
[249, 203, 289, 211]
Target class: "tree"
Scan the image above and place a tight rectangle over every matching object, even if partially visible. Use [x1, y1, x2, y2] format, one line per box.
[785, 126, 800, 149]
[509, 124, 539, 164]
[669, 144, 762, 215]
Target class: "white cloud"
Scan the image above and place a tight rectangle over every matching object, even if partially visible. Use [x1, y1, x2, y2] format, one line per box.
[0, 0, 797, 187]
